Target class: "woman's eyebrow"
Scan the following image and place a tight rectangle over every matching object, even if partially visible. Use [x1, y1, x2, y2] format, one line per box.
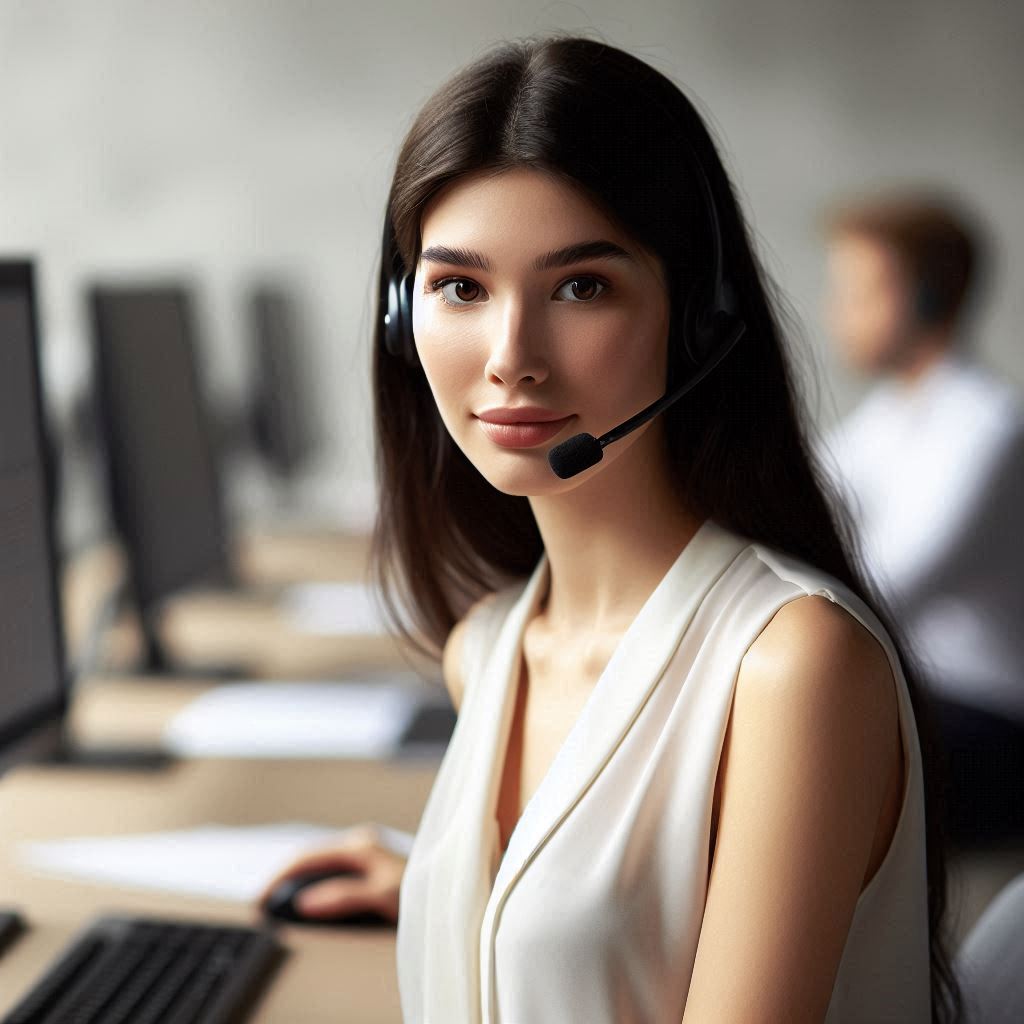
[418, 239, 635, 273]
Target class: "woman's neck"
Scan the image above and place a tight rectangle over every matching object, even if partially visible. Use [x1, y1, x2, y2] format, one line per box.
[527, 422, 703, 638]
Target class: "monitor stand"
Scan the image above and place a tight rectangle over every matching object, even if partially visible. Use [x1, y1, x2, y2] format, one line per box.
[45, 739, 173, 772]
[0, 909, 25, 960]
[1, 718, 173, 775]
[77, 581, 250, 682]
[138, 625, 248, 681]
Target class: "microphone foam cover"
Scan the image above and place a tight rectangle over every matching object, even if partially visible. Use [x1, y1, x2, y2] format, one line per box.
[548, 432, 603, 479]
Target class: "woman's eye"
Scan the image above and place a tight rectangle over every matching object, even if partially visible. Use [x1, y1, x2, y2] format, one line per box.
[554, 276, 607, 302]
[433, 278, 484, 306]
[430, 275, 607, 307]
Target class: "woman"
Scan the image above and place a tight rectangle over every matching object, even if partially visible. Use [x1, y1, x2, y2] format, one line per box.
[261, 35, 962, 1023]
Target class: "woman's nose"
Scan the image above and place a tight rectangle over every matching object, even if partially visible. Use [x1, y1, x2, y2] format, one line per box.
[483, 298, 550, 386]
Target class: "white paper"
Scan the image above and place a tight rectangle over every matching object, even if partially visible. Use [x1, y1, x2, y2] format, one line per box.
[18, 822, 417, 902]
[162, 681, 419, 758]
[279, 582, 398, 636]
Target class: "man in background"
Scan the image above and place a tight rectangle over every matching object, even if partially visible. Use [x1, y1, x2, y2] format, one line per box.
[818, 190, 1024, 849]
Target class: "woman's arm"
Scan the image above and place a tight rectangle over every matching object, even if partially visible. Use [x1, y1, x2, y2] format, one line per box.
[681, 595, 900, 1024]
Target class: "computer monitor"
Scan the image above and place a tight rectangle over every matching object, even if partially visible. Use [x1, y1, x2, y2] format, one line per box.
[0, 262, 171, 771]
[248, 285, 317, 480]
[0, 261, 70, 770]
[0, 284, 280, 1013]
[88, 284, 232, 618]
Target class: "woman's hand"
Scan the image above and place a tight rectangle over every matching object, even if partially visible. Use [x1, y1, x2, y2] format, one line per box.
[256, 824, 409, 924]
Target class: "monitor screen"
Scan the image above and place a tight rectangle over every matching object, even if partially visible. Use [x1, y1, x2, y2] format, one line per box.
[249, 286, 317, 478]
[0, 261, 67, 758]
[89, 285, 230, 610]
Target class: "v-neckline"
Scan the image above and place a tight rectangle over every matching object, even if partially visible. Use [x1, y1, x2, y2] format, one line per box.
[487, 516, 738, 872]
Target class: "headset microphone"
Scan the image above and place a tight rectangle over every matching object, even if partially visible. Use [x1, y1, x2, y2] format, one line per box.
[547, 313, 745, 478]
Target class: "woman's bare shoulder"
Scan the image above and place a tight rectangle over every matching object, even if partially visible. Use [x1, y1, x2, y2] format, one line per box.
[743, 594, 893, 687]
[441, 592, 499, 713]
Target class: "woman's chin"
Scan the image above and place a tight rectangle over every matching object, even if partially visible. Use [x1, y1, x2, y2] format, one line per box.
[471, 454, 577, 497]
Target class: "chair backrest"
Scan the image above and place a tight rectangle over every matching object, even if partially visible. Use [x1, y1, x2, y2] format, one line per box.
[955, 869, 1024, 1022]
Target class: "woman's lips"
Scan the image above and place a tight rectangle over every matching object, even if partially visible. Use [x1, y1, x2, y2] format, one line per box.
[475, 415, 575, 448]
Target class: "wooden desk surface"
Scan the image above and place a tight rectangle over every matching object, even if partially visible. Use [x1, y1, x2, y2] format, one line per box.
[0, 757, 439, 1022]
[68, 675, 227, 747]
[62, 531, 442, 680]
[154, 589, 439, 680]
[233, 526, 375, 586]
[67, 673, 448, 750]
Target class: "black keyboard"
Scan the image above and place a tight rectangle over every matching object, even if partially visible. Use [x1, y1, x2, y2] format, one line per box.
[2, 915, 285, 1024]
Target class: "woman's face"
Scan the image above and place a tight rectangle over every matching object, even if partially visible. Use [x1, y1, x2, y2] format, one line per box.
[412, 166, 672, 496]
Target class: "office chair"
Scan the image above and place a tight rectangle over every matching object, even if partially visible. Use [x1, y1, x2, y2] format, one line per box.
[954, 868, 1024, 1022]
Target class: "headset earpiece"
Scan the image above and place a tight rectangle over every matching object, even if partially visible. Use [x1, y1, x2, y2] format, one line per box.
[681, 275, 744, 369]
[681, 277, 716, 367]
[915, 280, 945, 327]
[674, 141, 746, 373]
[384, 270, 419, 367]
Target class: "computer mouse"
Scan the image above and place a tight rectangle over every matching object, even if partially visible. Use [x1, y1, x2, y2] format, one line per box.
[263, 867, 394, 928]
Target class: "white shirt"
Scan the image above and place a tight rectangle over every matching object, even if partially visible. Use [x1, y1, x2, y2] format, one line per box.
[818, 350, 1024, 725]
[397, 519, 931, 1023]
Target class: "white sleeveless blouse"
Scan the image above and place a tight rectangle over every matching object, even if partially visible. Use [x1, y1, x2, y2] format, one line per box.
[397, 518, 932, 1023]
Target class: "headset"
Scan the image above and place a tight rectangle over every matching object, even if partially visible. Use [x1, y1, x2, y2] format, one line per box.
[382, 244, 420, 369]
[914, 279, 947, 327]
[381, 136, 748, 478]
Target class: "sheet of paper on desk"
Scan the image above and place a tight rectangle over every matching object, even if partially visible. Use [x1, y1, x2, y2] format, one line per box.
[18, 822, 416, 902]
[162, 681, 419, 758]
[279, 581, 396, 635]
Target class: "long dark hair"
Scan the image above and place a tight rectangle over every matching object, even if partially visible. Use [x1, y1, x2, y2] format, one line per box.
[369, 33, 962, 1022]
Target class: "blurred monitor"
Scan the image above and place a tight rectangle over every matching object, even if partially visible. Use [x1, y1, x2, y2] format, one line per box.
[248, 285, 318, 480]
[0, 261, 67, 770]
[0, 262, 168, 768]
[88, 284, 233, 616]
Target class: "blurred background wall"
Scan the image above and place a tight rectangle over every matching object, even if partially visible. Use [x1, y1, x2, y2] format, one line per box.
[1, 0, 1021, 549]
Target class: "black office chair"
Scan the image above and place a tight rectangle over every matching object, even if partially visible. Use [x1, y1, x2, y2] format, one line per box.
[955, 869, 1024, 1022]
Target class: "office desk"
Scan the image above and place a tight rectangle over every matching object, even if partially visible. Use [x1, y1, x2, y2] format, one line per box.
[68, 675, 232, 747]
[62, 533, 441, 679]
[154, 590, 438, 680]
[67, 673, 448, 751]
[234, 526, 374, 587]
[0, 757, 438, 1022]
[63, 527, 373, 650]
